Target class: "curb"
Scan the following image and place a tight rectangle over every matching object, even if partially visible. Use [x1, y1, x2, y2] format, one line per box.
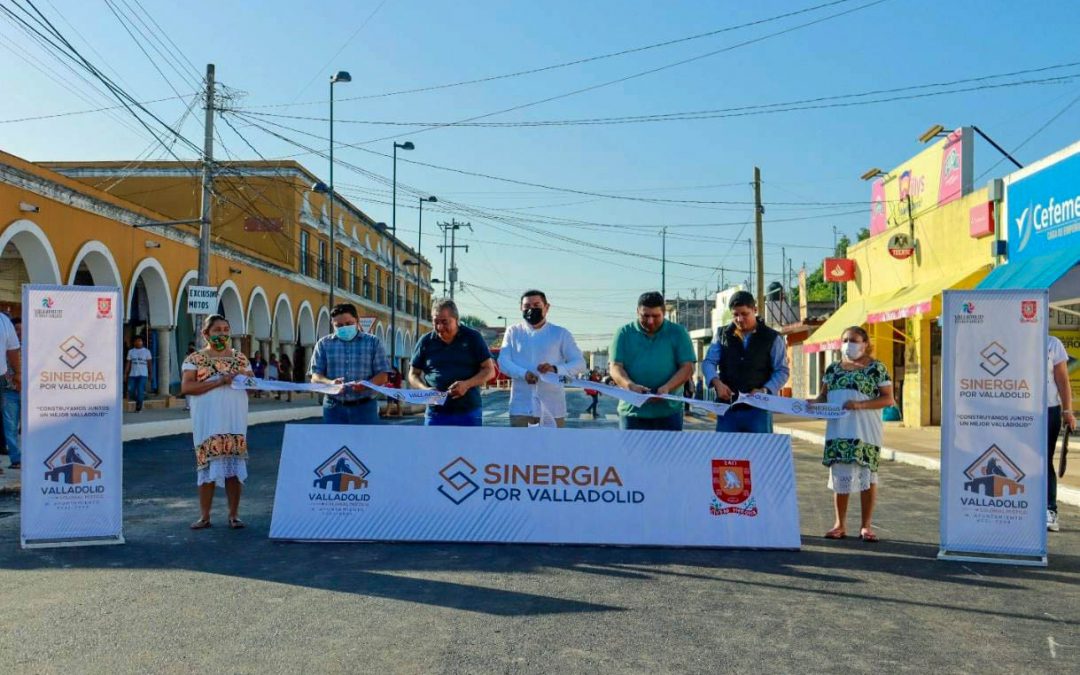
[774, 425, 1080, 508]
[122, 405, 324, 442]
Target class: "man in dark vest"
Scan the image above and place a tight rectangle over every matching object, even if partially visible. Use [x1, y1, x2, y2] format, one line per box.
[702, 290, 790, 433]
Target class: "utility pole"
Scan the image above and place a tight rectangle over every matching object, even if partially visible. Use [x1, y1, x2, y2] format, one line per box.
[439, 222, 449, 296]
[661, 226, 667, 298]
[196, 64, 215, 344]
[832, 225, 840, 311]
[439, 220, 471, 300]
[753, 166, 764, 306]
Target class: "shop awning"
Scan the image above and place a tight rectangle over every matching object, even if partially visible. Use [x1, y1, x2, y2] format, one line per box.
[803, 297, 869, 353]
[866, 266, 990, 324]
[977, 247, 1080, 292]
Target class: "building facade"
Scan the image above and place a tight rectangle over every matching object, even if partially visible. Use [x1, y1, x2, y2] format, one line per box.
[1, 152, 433, 398]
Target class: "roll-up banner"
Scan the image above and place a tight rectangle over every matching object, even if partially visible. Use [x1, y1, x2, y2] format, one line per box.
[270, 425, 801, 549]
[21, 286, 124, 548]
[940, 289, 1047, 566]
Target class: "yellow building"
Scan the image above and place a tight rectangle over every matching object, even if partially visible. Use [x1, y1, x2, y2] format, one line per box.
[803, 128, 995, 427]
[1, 151, 433, 400]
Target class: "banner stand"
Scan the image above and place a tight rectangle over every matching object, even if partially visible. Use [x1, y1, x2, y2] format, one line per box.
[21, 285, 125, 549]
[938, 289, 1048, 568]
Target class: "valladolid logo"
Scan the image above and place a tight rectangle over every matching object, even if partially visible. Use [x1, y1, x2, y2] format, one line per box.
[310, 446, 370, 503]
[35, 296, 62, 319]
[710, 459, 757, 517]
[438, 457, 479, 504]
[961, 445, 1027, 509]
[42, 434, 104, 495]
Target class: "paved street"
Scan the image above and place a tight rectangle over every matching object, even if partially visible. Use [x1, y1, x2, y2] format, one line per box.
[1, 389, 1078, 673]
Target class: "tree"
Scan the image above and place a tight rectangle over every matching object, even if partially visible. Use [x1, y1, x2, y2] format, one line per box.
[459, 314, 488, 328]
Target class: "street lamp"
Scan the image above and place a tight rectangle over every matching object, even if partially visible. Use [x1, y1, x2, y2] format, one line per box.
[918, 123, 1022, 169]
[416, 195, 437, 338]
[497, 315, 508, 330]
[327, 70, 351, 316]
[390, 140, 414, 372]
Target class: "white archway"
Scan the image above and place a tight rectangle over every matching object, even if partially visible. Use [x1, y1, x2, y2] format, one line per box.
[272, 293, 296, 344]
[246, 287, 272, 340]
[316, 306, 331, 338]
[404, 330, 413, 356]
[67, 240, 122, 288]
[126, 257, 173, 326]
[217, 280, 246, 335]
[0, 219, 62, 284]
[375, 322, 386, 349]
[296, 301, 316, 346]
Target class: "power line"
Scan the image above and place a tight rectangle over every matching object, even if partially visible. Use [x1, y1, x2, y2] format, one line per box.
[244, 0, 859, 109]
[289, 0, 391, 102]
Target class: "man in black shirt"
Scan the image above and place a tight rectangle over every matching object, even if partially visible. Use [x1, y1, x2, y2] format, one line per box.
[410, 299, 496, 426]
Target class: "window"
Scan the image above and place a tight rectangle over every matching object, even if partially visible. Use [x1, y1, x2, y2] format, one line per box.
[299, 230, 309, 275]
[335, 248, 344, 288]
[363, 262, 371, 299]
[376, 270, 384, 305]
[318, 240, 327, 283]
[396, 279, 404, 310]
[350, 257, 358, 294]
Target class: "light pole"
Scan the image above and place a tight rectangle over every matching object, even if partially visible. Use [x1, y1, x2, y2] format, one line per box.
[497, 315, 508, 330]
[417, 195, 437, 338]
[327, 70, 351, 316]
[390, 140, 414, 372]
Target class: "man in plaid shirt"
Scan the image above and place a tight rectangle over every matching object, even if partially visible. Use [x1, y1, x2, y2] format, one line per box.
[310, 303, 391, 425]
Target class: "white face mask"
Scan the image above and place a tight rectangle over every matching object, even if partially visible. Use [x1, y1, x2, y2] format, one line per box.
[842, 341, 865, 360]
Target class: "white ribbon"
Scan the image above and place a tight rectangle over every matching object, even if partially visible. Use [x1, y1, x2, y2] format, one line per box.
[734, 391, 848, 419]
[553, 375, 731, 416]
[358, 380, 449, 406]
[231, 375, 343, 395]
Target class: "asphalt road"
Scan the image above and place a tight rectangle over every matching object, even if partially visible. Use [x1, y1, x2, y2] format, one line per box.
[1, 389, 1078, 674]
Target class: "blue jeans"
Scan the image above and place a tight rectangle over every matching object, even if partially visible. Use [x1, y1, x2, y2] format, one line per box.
[619, 412, 684, 431]
[716, 406, 773, 433]
[128, 376, 147, 410]
[323, 399, 380, 425]
[425, 407, 483, 427]
[2, 388, 19, 465]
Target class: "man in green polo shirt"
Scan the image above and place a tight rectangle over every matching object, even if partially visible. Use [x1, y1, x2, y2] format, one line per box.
[609, 291, 696, 431]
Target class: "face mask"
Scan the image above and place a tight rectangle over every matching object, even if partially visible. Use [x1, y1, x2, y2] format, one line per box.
[208, 334, 230, 352]
[523, 307, 544, 326]
[335, 325, 359, 341]
[843, 341, 865, 360]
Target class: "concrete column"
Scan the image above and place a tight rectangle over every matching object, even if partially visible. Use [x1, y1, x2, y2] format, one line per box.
[154, 326, 173, 396]
[232, 337, 243, 352]
[260, 340, 270, 361]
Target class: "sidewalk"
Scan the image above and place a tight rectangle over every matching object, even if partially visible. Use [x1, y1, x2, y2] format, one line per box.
[773, 416, 1080, 508]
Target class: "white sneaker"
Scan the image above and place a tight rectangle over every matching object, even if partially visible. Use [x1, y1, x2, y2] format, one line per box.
[1047, 510, 1060, 532]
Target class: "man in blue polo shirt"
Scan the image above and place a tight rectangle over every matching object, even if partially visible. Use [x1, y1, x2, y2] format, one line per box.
[609, 291, 696, 431]
[310, 303, 391, 425]
[410, 298, 496, 426]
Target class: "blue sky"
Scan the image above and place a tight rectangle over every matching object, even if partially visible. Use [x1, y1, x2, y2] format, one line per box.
[2, 0, 1079, 349]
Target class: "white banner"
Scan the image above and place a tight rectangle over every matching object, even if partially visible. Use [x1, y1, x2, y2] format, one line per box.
[231, 375, 342, 395]
[940, 290, 1048, 565]
[358, 380, 449, 406]
[269, 425, 801, 548]
[21, 286, 124, 548]
[735, 392, 848, 419]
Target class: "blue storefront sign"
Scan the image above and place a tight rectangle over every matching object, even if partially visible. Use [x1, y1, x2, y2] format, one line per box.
[1007, 150, 1080, 261]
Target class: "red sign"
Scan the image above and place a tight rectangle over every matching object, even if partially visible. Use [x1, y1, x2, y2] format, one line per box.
[712, 459, 752, 505]
[969, 202, 995, 238]
[1021, 300, 1038, 323]
[887, 232, 916, 259]
[243, 217, 284, 232]
[823, 258, 855, 282]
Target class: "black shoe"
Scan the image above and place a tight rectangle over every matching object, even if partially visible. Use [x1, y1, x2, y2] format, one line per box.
[8, 462, 20, 470]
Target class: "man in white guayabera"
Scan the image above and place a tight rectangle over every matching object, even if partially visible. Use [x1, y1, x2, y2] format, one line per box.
[498, 289, 586, 428]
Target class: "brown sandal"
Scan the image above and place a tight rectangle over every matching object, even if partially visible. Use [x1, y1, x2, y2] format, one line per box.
[190, 518, 212, 530]
[860, 528, 879, 542]
[229, 518, 245, 529]
[824, 527, 846, 539]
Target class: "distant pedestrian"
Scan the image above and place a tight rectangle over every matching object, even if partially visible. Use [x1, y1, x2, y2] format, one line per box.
[410, 298, 496, 427]
[497, 289, 586, 427]
[609, 291, 696, 431]
[809, 326, 894, 543]
[277, 353, 293, 403]
[584, 370, 601, 418]
[1047, 335, 1076, 533]
[0, 313, 20, 472]
[310, 303, 391, 425]
[125, 335, 152, 413]
[181, 315, 253, 530]
[703, 290, 789, 433]
[250, 352, 266, 398]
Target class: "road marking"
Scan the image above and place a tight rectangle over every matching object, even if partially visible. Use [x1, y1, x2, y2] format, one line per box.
[1048, 636, 1057, 658]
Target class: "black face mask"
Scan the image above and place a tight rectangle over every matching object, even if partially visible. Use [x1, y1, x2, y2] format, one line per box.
[523, 307, 544, 325]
